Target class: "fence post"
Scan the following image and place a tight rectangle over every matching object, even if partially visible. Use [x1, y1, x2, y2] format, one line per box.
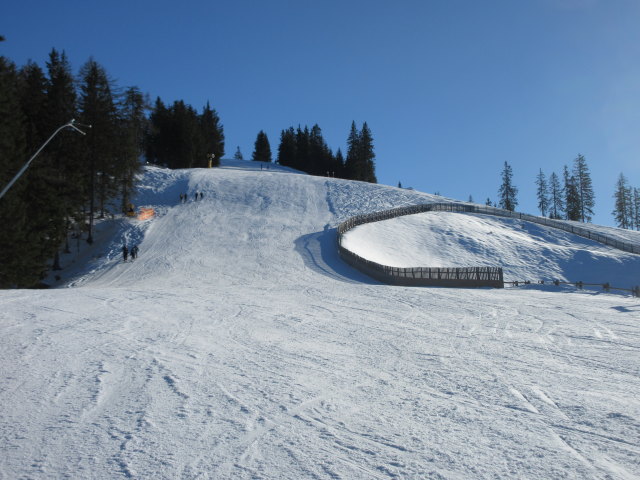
[633, 286, 640, 298]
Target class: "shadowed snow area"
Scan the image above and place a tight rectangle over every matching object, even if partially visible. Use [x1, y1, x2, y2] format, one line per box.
[1, 160, 639, 479]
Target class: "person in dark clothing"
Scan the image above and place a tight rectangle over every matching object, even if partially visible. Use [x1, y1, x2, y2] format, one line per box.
[122, 245, 129, 262]
[131, 245, 139, 260]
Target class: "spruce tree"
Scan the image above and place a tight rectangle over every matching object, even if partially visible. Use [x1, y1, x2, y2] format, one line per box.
[563, 165, 581, 221]
[344, 121, 360, 180]
[233, 146, 243, 160]
[344, 121, 377, 183]
[0, 56, 34, 287]
[498, 161, 518, 211]
[633, 187, 640, 230]
[359, 122, 377, 183]
[118, 87, 147, 212]
[535, 168, 549, 217]
[548, 171, 564, 219]
[78, 58, 119, 240]
[334, 148, 344, 178]
[199, 101, 224, 166]
[252, 130, 272, 163]
[572, 154, 595, 222]
[277, 128, 296, 167]
[45, 49, 81, 255]
[612, 173, 633, 229]
[18, 60, 63, 266]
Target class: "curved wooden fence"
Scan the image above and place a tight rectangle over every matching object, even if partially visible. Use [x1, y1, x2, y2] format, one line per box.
[337, 202, 640, 288]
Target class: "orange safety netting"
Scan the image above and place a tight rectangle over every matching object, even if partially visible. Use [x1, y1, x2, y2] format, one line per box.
[137, 207, 155, 221]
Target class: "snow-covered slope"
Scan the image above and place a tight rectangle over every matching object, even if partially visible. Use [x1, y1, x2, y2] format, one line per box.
[343, 210, 640, 286]
[1, 161, 639, 479]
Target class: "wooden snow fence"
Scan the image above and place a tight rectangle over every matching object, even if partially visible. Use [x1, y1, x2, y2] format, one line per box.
[336, 202, 640, 289]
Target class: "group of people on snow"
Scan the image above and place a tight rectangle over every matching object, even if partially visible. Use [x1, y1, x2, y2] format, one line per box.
[179, 192, 204, 203]
[122, 244, 139, 262]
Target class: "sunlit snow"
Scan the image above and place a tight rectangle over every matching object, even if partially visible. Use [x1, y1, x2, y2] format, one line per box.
[1, 160, 639, 479]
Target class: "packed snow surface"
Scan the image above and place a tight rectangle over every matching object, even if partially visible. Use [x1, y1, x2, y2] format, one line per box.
[342, 211, 640, 286]
[1, 160, 639, 479]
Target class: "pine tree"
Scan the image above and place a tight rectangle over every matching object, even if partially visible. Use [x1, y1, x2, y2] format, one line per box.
[563, 165, 581, 221]
[572, 154, 595, 222]
[633, 187, 640, 230]
[0, 56, 34, 287]
[334, 148, 344, 177]
[548, 172, 564, 219]
[344, 121, 360, 180]
[78, 58, 119, 244]
[359, 122, 377, 183]
[612, 173, 633, 229]
[535, 168, 550, 217]
[498, 161, 518, 211]
[295, 126, 310, 171]
[344, 121, 377, 183]
[18, 60, 63, 266]
[118, 86, 147, 212]
[199, 101, 224, 166]
[277, 128, 296, 167]
[233, 146, 243, 160]
[485, 197, 492, 207]
[468, 195, 474, 203]
[252, 130, 272, 163]
[45, 49, 81, 256]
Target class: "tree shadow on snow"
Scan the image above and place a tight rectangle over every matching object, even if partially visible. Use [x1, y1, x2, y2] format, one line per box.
[294, 226, 379, 285]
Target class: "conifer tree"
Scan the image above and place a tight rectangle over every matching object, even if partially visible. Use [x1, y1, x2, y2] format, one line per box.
[0, 56, 35, 287]
[344, 121, 360, 180]
[199, 101, 224, 166]
[563, 165, 581, 221]
[572, 154, 595, 222]
[344, 121, 377, 182]
[277, 128, 296, 167]
[234, 146, 243, 160]
[252, 130, 272, 163]
[118, 86, 147, 212]
[334, 148, 344, 177]
[295, 126, 310, 171]
[45, 49, 81, 255]
[633, 187, 640, 230]
[548, 171, 564, 219]
[612, 173, 633, 229]
[18, 60, 62, 264]
[78, 58, 119, 243]
[359, 122, 377, 183]
[498, 161, 518, 211]
[535, 168, 549, 217]
[485, 197, 492, 207]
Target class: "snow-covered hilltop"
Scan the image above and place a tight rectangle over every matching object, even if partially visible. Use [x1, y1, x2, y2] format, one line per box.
[1, 160, 639, 479]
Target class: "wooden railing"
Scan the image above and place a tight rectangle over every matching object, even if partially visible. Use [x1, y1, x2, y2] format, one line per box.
[336, 202, 640, 289]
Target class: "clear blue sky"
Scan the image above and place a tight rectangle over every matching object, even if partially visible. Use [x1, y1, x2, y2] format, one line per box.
[3, 0, 639, 225]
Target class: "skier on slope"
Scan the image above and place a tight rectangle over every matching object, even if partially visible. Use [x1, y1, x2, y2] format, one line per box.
[122, 245, 129, 262]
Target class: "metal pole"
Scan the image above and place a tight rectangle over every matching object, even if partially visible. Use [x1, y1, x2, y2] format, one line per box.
[0, 119, 89, 201]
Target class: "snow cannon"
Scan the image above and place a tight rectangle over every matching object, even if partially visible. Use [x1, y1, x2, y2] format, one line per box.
[137, 207, 155, 221]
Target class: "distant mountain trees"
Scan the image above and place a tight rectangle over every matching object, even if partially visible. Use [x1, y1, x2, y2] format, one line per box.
[145, 98, 224, 169]
[0, 49, 149, 287]
[275, 121, 376, 182]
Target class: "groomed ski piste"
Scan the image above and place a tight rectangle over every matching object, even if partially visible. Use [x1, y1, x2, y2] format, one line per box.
[1, 159, 639, 479]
